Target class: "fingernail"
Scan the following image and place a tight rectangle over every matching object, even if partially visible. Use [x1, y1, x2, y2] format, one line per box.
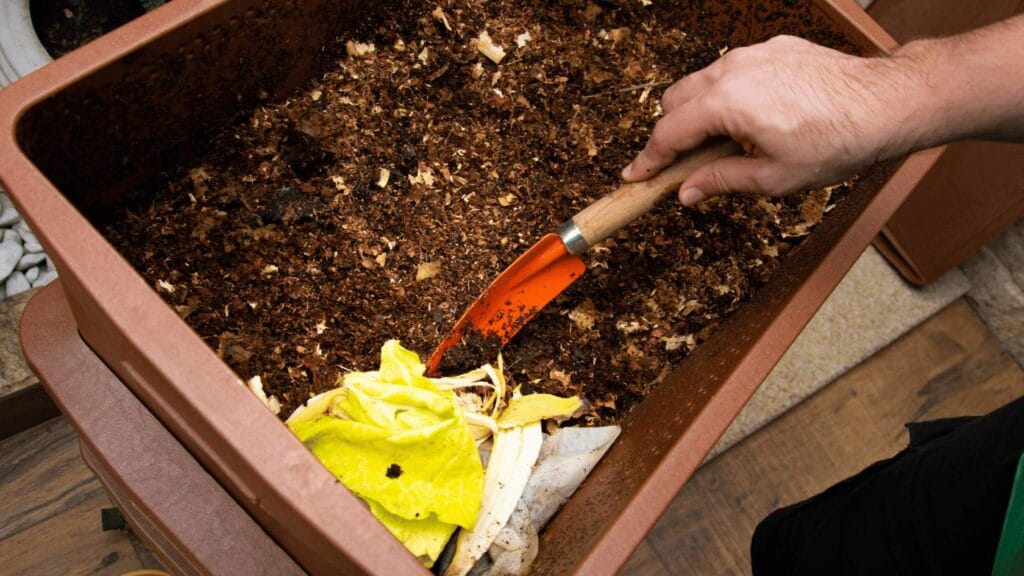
[680, 187, 706, 206]
[621, 161, 635, 180]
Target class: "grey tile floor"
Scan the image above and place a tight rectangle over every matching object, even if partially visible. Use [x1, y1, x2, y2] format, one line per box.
[963, 219, 1024, 367]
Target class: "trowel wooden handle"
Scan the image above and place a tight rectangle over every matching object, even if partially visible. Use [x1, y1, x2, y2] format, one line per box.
[560, 139, 742, 253]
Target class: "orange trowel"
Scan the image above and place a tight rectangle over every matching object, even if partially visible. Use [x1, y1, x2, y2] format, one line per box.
[425, 139, 740, 374]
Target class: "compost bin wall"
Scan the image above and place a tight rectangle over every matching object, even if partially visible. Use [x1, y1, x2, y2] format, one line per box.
[0, 0, 928, 574]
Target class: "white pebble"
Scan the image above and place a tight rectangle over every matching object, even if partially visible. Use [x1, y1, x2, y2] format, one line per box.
[13, 219, 30, 234]
[16, 228, 41, 250]
[5, 270, 30, 296]
[32, 268, 57, 288]
[0, 240, 24, 281]
[17, 252, 45, 270]
[1, 229, 18, 244]
[0, 194, 18, 227]
[24, 266, 39, 283]
[0, 208, 17, 228]
[21, 235, 42, 253]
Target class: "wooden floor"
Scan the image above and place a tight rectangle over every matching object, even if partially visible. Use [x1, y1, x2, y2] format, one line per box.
[1, 299, 1022, 575]
[0, 418, 164, 575]
[621, 299, 1024, 575]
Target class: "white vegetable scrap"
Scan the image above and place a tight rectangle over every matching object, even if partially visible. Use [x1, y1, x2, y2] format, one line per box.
[474, 31, 506, 65]
[246, 375, 282, 415]
[444, 392, 543, 576]
[484, 426, 621, 575]
[463, 426, 622, 576]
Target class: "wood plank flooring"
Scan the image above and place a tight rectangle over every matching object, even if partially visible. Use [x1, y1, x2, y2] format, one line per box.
[0, 418, 162, 575]
[623, 300, 1024, 575]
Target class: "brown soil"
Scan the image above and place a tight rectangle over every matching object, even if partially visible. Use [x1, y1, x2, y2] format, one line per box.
[103, 0, 853, 425]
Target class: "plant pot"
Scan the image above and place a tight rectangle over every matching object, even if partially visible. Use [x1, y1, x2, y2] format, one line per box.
[0, 0, 936, 574]
[0, 0, 51, 87]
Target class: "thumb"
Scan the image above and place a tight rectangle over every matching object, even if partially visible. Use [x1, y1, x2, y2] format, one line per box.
[679, 156, 775, 206]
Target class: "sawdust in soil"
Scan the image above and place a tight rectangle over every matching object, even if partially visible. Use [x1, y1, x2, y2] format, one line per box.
[103, 0, 854, 424]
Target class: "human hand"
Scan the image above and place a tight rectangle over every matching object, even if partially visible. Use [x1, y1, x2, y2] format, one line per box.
[621, 35, 927, 205]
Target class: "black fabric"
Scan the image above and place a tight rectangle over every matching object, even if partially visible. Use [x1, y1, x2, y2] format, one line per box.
[751, 395, 1024, 576]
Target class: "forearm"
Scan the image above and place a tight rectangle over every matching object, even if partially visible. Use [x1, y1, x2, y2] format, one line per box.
[621, 16, 1024, 201]
[888, 14, 1024, 155]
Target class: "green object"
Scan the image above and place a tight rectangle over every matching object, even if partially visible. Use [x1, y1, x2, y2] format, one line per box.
[288, 340, 484, 567]
[140, 0, 166, 11]
[992, 452, 1024, 576]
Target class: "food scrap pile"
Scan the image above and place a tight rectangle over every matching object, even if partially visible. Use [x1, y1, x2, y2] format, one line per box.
[104, 0, 853, 424]
[285, 340, 602, 573]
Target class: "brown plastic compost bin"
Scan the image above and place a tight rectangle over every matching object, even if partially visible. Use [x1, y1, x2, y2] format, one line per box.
[20, 281, 304, 576]
[0, 1, 934, 574]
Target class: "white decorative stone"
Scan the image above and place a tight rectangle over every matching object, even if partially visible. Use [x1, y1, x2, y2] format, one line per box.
[31, 267, 57, 288]
[23, 239, 42, 254]
[0, 239, 23, 281]
[1, 229, 18, 244]
[16, 228, 41, 252]
[0, 208, 17, 228]
[0, 193, 18, 227]
[5, 270, 29, 296]
[24, 265, 38, 283]
[17, 251, 44, 270]
[13, 218, 29, 234]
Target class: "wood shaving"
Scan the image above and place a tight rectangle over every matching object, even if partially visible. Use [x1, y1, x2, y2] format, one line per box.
[431, 6, 452, 31]
[416, 261, 441, 281]
[408, 163, 436, 187]
[567, 299, 599, 331]
[346, 41, 376, 58]
[474, 31, 506, 65]
[662, 334, 696, 352]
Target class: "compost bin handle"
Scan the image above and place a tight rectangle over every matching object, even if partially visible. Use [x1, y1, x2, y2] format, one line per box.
[558, 139, 742, 254]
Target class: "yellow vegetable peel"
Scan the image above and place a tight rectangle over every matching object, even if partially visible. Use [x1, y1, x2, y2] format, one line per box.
[286, 340, 484, 567]
[286, 340, 583, 570]
[496, 393, 582, 429]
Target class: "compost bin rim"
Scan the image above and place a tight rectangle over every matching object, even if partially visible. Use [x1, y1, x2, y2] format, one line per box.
[0, 0, 932, 574]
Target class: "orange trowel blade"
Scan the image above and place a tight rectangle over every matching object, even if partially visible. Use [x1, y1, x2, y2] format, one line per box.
[426, 233, 585, 375]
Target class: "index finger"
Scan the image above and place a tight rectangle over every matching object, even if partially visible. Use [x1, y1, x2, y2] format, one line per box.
[622, 94, 725, 181]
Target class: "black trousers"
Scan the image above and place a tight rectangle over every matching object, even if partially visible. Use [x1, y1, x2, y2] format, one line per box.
[752, 395, 1024, 575]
